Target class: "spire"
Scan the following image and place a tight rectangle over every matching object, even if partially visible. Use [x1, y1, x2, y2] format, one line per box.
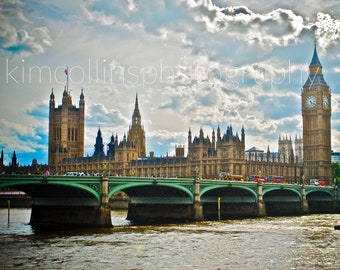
[93, 128, 104, 159]
[132, 93, 141, 125]
[79, 88, 85, 109]
[80, 88, 84, 100]
[50, 88, 55, 100]
[303, 43, 328, 89]
[50, 88, 55, 108]
[11, 151, 17, 167]
[310, 42, 322, 69]
[241, 125, 245, 143]
[199, 127, 204, 139]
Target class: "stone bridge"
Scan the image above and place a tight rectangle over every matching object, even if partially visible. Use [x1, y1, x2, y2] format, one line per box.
[0, 175, 338, 228]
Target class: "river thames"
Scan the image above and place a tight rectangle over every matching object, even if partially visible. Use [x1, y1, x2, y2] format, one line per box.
[1, 209, 340, 269]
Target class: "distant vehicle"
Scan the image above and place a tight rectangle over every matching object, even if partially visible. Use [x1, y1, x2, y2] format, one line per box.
[309, 179, 318, 186]
[267, 175, 285, 183]
[225, 175, 244, 181]
[248, 175, 267, 182]
[219, 172, 244, 181]
[310, 179, 326, 186]
[219, 172, 227, 180]
[64, 172, 85, 176]
[318, 181, 326, 186]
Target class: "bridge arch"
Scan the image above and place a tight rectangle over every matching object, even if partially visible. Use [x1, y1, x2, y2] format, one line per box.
[263, 187, 302, 202]
[200, 185, 258, 203]
[109, 182, 194, 204]
[0, 180, 101, 205]
[306, 189, 334, 202]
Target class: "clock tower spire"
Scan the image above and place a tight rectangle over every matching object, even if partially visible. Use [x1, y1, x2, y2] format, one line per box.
[301, 43, 332, 184]
[127, 94, 146, 157]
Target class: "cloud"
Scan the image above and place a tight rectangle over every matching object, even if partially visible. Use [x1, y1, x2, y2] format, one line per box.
[86, 103, 129, 128]
[0, 118, 46, 162]
[81, 4, 117, 26]
[147, 129, 188, 156]
[315, 12, 340, 51]
[0, 1, 52, 55]
[26, 102, 49, 119]
[181, 0, 340, 50]
[185, 1, 308, 46]
[80, 0, 143, 30]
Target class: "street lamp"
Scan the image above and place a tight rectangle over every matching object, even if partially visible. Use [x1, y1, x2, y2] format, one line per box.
[195, 166, 199, 179]
[103, 160, 108, 176]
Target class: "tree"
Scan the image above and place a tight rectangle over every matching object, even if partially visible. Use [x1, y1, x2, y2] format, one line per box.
[332, 162, 340, 185]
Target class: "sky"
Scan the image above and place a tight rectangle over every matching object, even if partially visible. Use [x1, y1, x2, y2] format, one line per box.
[0, 0, 339, 166]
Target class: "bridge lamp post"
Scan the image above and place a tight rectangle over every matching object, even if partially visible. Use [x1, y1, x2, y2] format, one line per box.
[302, 174, 305, 186]
[36, 164, 40, 175]
[195, 166, 199, 180]
[103, 160, 108, 176]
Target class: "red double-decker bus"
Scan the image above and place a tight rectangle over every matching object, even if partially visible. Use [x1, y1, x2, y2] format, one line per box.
[267, 175, 285, 183]
[248, 175, 267, 182]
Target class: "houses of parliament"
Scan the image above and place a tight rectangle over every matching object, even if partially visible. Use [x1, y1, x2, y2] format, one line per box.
[48, 45, 333, 184]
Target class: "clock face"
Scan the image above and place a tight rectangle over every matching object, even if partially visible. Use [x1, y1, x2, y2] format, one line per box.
[323, 96, 329, 108]
[305, 95, 316, 108]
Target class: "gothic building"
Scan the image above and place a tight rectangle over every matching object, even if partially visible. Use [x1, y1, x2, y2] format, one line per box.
[186, 125, 245, 178]
[48, 44, 333, 184]
[50, 94, 140, 175]
[48, 88, 85, 172]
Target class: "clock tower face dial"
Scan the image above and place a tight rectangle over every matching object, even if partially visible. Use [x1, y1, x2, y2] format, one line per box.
[323, 96, 329, 108]
[305, 95, 316, 108]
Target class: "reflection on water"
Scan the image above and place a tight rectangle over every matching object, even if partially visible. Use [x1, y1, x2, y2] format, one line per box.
[1, 209, 340, 269]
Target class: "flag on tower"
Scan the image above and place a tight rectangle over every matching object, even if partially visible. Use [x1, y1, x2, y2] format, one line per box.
[65, 67, 69, 92]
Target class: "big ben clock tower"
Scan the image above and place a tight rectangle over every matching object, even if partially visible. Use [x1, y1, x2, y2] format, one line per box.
[302, 43, 332, 184]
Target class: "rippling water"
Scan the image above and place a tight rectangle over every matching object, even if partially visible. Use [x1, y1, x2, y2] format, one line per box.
[1, 208, 340, 269]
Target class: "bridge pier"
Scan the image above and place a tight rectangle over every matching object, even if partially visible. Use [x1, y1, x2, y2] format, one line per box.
[256, 182, 266, 217]
[29, 205, 112, 229]
[301, 184, 309, 214]
[193, 179, 204, 221]
[98, 176, 113, 227]
[29, 177, 112, 229]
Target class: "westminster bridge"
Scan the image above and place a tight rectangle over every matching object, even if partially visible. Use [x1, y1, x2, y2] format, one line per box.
[0, 175, 339, 229]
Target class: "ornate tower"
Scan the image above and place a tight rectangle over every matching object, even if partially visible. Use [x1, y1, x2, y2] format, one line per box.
[10, 151, 18, 167]
[127, 94, 146, 157]
[48, 88, 85, 170]
[107, 134, 115, 159]
[278, 135, 293, 163]
[295, 135, 303, 163]
[301, 44, 332, 183]
[93, 128, 105, 159]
